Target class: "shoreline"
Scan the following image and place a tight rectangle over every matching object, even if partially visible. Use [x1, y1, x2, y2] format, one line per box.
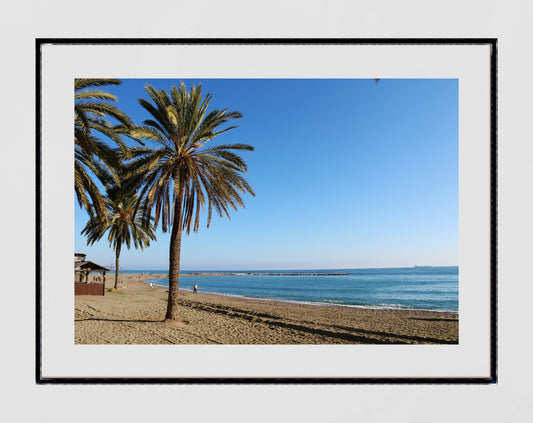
[145, 277, 459, 315]
[75, 273, 459, 345]
[166, 284, 459, 314]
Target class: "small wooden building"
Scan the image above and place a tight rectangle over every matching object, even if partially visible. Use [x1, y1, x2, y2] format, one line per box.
[74, 253, 110, 296]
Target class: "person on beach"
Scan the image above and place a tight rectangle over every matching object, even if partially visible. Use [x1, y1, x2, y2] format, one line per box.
[193, 284, 198, 293]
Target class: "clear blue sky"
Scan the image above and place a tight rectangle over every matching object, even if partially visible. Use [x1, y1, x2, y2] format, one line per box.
[75, 78, 458, 270]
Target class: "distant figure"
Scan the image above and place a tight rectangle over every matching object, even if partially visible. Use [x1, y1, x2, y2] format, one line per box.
[193, 284, 198, 293]
[150, 282, 153, 288]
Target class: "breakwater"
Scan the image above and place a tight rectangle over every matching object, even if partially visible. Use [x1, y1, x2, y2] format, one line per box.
[182, 272, 349, 277]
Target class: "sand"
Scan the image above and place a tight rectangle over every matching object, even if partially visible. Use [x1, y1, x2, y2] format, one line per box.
[75, 273, 459, 344]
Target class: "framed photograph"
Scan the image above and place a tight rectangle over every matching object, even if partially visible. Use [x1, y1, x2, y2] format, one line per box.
[37, 39, 496, 382]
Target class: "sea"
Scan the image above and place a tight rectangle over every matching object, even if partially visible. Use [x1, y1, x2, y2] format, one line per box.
[121, 266, 459, 313]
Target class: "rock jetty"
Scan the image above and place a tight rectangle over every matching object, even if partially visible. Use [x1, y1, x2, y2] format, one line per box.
[182, 272, 349, 277]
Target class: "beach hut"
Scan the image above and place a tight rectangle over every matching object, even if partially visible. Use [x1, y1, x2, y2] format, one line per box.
[74, 253, 110, 296]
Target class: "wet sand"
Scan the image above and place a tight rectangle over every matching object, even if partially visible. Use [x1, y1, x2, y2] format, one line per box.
[75, 273, 459, 344]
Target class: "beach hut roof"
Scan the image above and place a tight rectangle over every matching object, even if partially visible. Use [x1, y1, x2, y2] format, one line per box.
[75, 261, 110, 272]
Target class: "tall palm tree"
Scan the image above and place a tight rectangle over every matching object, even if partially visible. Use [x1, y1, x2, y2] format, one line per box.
[127, 82, 255, 321]
[81, 189, 157, 290]
[75, 78, 134, 219]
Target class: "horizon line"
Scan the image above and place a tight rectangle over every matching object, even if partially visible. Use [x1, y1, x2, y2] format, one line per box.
[112, 264, 459, 272]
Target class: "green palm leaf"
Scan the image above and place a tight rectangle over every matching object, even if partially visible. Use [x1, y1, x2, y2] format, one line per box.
[74, 79, 136, 219]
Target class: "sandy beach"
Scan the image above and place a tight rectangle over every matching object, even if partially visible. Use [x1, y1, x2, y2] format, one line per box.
[75, 273, 459, 344]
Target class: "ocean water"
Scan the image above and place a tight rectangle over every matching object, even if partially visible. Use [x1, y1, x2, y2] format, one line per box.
[137, 266, 458, 313]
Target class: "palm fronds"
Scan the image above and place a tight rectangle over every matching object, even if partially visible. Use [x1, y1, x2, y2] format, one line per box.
[74, 78, 135, 219]
[130, 83, 255, 234]
[81, 189, 157, 289]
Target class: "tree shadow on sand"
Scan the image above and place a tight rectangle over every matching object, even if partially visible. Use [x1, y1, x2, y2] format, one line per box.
[75, 317, 190, 325]
[181, 300, 458, 344]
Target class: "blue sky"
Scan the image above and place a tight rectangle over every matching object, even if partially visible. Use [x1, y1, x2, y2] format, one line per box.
[75, 78, 458, 270]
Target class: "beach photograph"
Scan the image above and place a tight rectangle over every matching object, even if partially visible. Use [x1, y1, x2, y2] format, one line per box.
[73, 77, 459, 345]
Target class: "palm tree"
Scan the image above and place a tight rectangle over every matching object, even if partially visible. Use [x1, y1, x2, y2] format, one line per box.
[126, 82, 254, 321]
[81, 189, 157, 290]
[75, 78, 134, 219]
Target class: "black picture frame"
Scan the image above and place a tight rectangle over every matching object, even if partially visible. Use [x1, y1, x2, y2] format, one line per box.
[36, 38, 497, 384]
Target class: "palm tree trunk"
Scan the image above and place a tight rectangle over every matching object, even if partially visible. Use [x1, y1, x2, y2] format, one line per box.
[114, 244, 121, 290]
[166, 181, 183, 321]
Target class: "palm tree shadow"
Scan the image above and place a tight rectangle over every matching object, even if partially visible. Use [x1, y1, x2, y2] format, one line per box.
[75, 318, 164, 323]
[181, 301, 458, 344]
